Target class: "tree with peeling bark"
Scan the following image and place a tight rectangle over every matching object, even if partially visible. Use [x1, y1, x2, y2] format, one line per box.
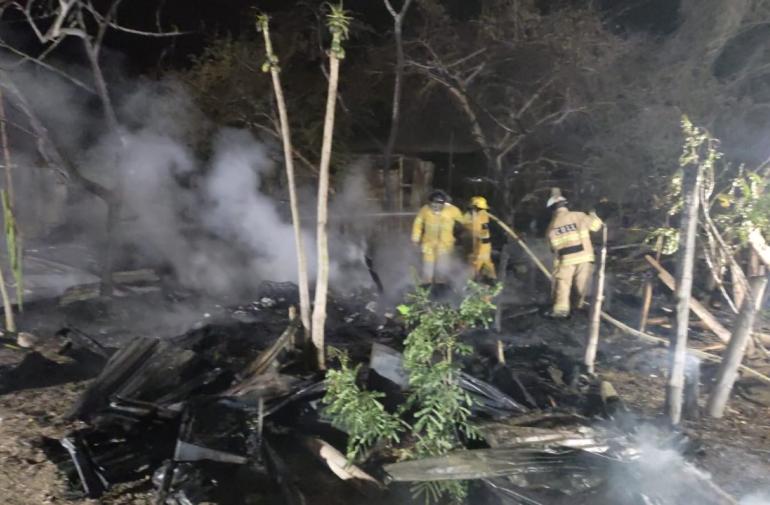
[311, 3, 351, 370]
[381, 0, 414, 210]
[667, 117, 710, 425]
[0, 0, 187, 296]
[256, 15, 312, 337]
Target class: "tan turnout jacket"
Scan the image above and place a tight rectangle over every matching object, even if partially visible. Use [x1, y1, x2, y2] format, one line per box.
[546, 208, 603, 266]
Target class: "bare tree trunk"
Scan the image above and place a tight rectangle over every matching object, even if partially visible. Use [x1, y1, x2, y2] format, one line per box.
[0, 90, 16, 332]
[585, 224, 607, 374]
[311, 50, 342, 370]
[0, 75, 109, 199]
[258, 17, 312, 336]
[382, 0, 414, 210]
[445, 86, 495, 166]
[84, 44, 124, 297]
[667, 163, 703, 425]
[706, 275, 768, 418]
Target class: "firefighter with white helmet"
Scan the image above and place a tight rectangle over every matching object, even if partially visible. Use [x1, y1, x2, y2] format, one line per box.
[411, 189, 464, 284]
[545, 188, 603, 318]
[464, 195, 496, 281]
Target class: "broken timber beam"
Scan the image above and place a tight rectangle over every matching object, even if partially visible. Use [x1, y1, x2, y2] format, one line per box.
[644, 255, 732, 343]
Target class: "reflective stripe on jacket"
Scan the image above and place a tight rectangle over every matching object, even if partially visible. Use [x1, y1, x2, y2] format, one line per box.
[546, 208, 602, 266]
[412, 203, 464, 254]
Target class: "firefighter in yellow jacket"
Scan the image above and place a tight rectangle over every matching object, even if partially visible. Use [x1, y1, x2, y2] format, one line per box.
[412, 190, 464, 283]
[464, 196, 496, 281]
[545, 192, 603, 318]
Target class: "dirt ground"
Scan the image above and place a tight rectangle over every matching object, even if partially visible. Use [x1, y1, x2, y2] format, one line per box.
[1, 286, 770, 504]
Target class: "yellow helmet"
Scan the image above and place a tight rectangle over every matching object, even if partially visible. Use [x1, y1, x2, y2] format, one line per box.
[470, 196, 489, 210]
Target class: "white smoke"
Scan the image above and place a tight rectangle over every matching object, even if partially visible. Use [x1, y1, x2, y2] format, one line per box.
[203, 128, 316, 284]
[1, 62, 429, 302]
[742, 494, 770, 505]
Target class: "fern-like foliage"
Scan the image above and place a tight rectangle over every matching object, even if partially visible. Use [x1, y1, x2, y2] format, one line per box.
[323, 347, 404, 462]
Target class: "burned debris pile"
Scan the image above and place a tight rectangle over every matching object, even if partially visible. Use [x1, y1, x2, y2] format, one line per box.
[33, 283, 742, 505]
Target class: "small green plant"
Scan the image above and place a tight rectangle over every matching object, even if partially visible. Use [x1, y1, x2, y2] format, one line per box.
[643, 227, 679, 255]
[323, 281, 500, 504]
[326, 2, 352, 60]
[712, 169, 770, 243]
[323, 347, 404, 462]
[399, 282, 499, 456]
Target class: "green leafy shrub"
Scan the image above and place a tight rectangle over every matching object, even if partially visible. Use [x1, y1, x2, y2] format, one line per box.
[323, 281, 500, 504]
[323, 348, 404, 462]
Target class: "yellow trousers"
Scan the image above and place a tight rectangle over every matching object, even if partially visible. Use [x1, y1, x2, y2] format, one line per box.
[422, 249, 451, 284]
[552, 261, 593, 315]
[470, 251, 496, 280]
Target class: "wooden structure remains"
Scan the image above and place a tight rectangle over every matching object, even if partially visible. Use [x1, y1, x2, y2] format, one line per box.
[365, 154, 435, 233]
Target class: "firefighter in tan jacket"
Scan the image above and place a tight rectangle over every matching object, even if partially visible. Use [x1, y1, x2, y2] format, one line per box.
[545, 193, 603, 318]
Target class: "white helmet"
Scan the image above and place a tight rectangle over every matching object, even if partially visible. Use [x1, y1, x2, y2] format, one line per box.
[546, 195, 567, 208]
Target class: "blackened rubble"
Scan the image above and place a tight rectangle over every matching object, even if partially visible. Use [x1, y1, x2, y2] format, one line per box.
[26, 282, 744, 505]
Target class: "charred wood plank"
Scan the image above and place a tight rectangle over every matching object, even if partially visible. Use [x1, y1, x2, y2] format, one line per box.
[56, 327, 113, 359]
[225, 371, 302, 399]
[240, 317, 301, 378]
[69, 337, 159, 420]
[60, 435, 108, 498]
[477, 422, 609, 453]
[384, 447, 608, 482]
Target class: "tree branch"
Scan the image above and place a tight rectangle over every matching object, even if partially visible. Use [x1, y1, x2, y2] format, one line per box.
[0, 40, 97, 94]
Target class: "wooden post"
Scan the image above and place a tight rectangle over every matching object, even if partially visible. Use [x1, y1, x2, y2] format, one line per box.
[706, 276, 768, 418]
[585, 224, 607, 374]
[639, 235, 663, 332]
[667, 161, 703, 426]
